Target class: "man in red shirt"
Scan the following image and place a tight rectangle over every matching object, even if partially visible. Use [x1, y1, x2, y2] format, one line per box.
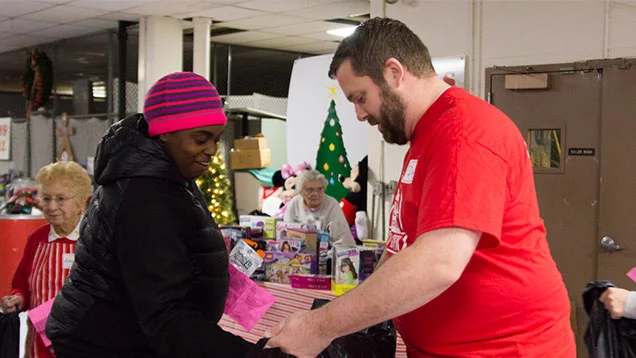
[267, 17, 575, 357]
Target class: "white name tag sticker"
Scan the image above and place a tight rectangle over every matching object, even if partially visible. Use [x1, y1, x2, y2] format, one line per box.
[401, 160, 418, 184]
[62, 253, 75, 269]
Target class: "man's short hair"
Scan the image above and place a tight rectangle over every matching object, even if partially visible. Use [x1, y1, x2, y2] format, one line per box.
[328, 17, 435, 85]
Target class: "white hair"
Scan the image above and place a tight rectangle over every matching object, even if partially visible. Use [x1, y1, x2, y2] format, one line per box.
[295, 169, 328, 193]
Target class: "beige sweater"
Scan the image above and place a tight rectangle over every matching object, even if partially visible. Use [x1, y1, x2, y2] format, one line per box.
[284, 195, 357, 250]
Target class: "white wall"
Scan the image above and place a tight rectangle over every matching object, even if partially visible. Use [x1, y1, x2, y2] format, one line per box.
[367, 0, 636, 240]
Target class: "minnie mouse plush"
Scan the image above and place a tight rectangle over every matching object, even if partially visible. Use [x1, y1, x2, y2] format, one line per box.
[271, 162, 311, 218]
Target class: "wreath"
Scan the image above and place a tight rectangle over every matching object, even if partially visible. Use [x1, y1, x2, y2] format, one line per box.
[21, 49, 54, 112]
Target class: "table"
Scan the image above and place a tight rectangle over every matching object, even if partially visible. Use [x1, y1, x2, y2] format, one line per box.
[0, 215, 47, 295]
[219, 281, 407, 357]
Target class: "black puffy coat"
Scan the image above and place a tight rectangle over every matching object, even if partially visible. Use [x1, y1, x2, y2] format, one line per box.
[46, 115, 254, 357]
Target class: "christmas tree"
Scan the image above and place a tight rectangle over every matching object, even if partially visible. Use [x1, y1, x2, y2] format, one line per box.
[196, 152, 236, 225]
[316, 99, 351, 201]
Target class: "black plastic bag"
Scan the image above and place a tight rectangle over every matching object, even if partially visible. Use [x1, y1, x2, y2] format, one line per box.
[253, 299, 396, 358]
[583, 280, 636, 358]
[0, 312, 20, 358]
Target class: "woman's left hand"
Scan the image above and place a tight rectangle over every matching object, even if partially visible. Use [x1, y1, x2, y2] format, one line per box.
[600, 287, 630, 319]
[1, 294, 24, 312]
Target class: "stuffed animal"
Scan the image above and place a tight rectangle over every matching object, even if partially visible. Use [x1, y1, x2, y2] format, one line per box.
[339, 156, 368, 226]
[271, 162, 312, 218]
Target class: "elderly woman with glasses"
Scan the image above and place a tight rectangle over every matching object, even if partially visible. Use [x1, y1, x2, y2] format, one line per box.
[1, 161, 92, 358]
[284, 169, 356, 249]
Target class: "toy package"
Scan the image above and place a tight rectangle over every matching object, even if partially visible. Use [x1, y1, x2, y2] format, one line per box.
[317, 232, 330, 275]
[265, 238, 306, 253]
[286, 228, 318, 255]
[239, 215, 278, 239]
[290, 274, 331, 290]
[220, 225, 251, 249]
[362, 239, 387, 250]
[358, 247, 383, 281]
[276, 221, 318, 240]
[228, 239, 263, 277]
[332, 247, 360, 296]
[263, 252, 315, 284]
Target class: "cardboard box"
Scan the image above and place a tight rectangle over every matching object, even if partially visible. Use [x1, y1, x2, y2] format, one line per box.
[230, 148, 271, 170]
[287, 228, 318, 255]
[234, 136, 267, 150]
[276, 221, 318, 240]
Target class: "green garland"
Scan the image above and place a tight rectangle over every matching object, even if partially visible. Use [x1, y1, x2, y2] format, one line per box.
[22, 49, 54, 111]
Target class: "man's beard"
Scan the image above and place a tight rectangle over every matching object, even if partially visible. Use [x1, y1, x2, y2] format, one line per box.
[370, 86, 408, 145]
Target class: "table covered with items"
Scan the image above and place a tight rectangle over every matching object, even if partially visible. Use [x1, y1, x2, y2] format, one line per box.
[219, 215, 407, 357]
[219, 281, 407, 357]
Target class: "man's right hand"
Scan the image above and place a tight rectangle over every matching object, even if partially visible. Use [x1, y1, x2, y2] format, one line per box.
[1, 295, 24, 312]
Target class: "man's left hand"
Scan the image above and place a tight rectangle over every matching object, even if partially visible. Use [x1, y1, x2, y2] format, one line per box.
[266, 310, 334, 358]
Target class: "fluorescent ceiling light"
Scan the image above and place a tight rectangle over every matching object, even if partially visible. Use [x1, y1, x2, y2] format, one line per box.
[327, 26, 356, 38]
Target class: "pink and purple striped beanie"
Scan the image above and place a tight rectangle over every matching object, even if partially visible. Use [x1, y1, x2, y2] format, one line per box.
[144, 72, 227, 137]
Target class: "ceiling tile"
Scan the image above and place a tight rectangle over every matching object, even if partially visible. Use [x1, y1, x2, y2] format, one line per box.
[201, 0, 251, 4]
[211, 30, 281, 44]
[35, 23, 100, 38]
[284, 1, 370, 20]
[22, 5, 107, 23]
[97, 12, 140, 22]
[73, 18, 119, 29]
[72, 1, 158, 12]
[300, 31, 348, 42]
[124, 1, 222, 17]
[0, 1, 55, 17]
[265, 20, 346, 35]
[244, 36, 319, 49]
[37, 0, 76, 3]
[195, 5, 265, 22]
[237, 0, 342, 13]
[285, 40, 339, 54]
[219, 13, 307, 30]
[0, 18, 58, 34]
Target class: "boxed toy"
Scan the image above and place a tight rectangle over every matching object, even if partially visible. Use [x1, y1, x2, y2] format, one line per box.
[358, 247, 383, 281]
[266, 238, 306, 253]
[239, 215, 277, 239]
[290, 274, 331, 290]
[362, 239, 387, 250]
[332, 248, 360, 296]
[275, 221, 318, 240]
[286, 228, 318, 255]
[317, 232, 330, 275]
[263, 252, 315, 284]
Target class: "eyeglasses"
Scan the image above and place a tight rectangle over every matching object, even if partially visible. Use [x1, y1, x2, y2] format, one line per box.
[303, 187, 324, 194]
[40, 195, 76, 206]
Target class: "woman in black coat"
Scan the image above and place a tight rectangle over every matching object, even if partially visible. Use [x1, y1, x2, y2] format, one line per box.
[46, 72, 255, 357]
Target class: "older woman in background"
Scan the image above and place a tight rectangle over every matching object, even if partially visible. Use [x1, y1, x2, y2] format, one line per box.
[0, 161, 92, 358]
[284, 169, 356, 249]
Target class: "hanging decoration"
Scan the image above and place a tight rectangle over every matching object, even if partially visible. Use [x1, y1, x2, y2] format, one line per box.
[21, 49, 54, 112]
[315, 99, 352, 201]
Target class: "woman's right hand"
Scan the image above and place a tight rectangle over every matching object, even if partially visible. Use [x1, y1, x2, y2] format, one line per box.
[1, 294, 24, 312]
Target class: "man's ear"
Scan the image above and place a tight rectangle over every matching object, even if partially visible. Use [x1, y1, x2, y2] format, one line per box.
[383, 58, 405, 89]
[159, 133, 169, 143]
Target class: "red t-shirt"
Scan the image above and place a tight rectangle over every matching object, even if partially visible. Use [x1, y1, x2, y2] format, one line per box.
[386, 87, 575, 357]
